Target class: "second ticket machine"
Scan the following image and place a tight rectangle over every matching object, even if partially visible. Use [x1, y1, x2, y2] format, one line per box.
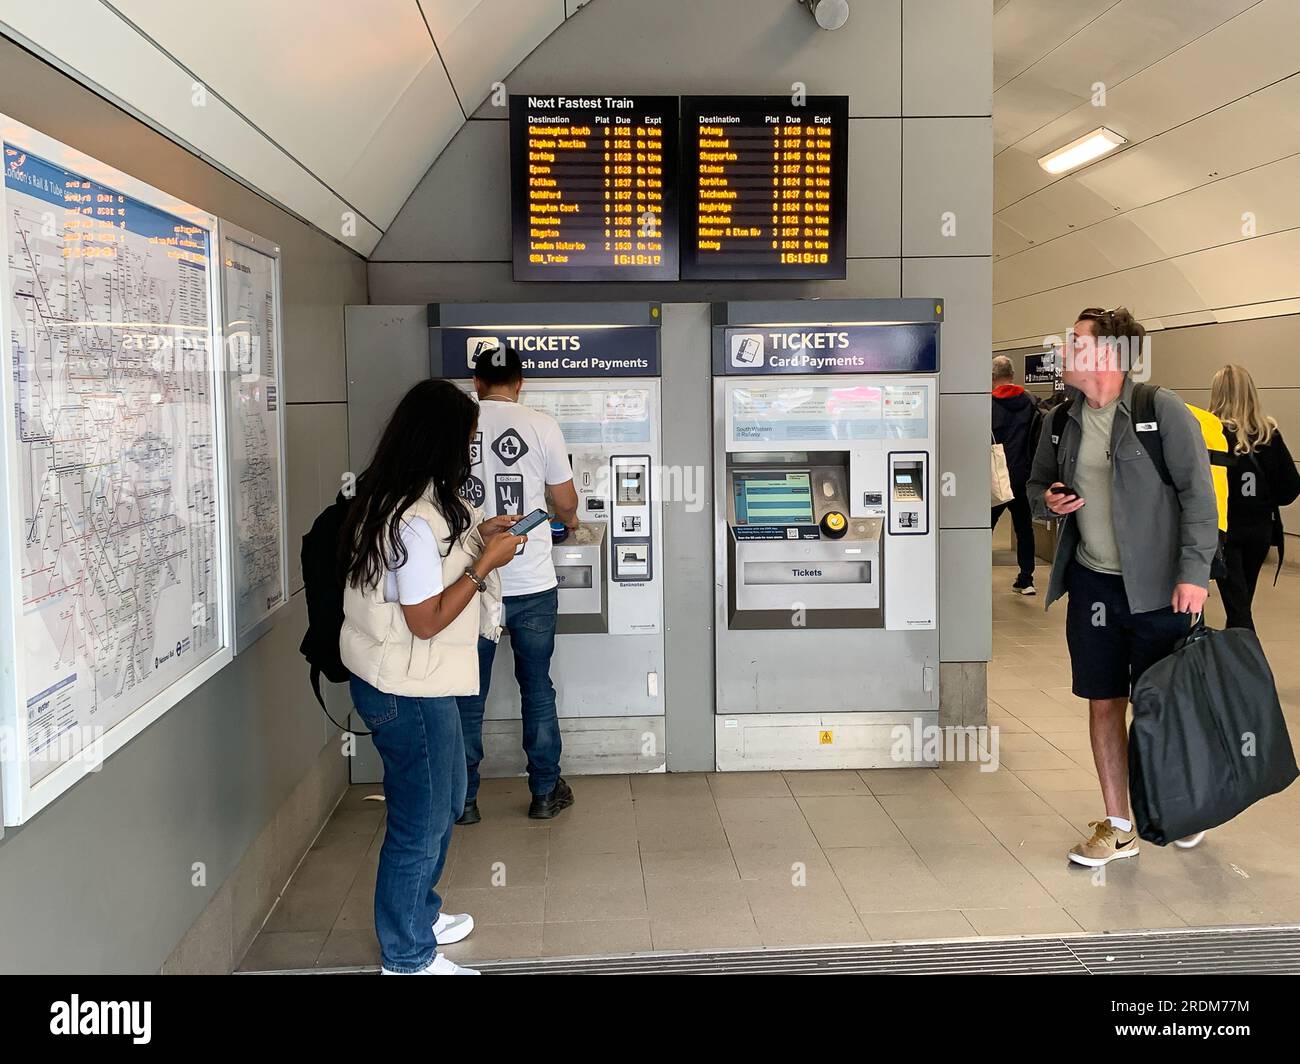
[711, 300, 942, 770]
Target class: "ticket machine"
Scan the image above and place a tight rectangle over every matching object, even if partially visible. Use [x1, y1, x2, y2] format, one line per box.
[712, 300, 942, 770]
[431, 302, 666, 777]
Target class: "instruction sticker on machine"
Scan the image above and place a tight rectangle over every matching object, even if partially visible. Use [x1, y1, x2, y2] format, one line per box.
[524, 387, 652, 445]
[727, 382, 929, 445]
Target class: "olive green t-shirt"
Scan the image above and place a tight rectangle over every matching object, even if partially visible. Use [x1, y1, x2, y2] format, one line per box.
[1073, 397, 1122, 574]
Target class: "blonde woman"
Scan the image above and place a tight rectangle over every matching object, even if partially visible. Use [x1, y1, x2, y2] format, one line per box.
[1209, 365, 1300, 631]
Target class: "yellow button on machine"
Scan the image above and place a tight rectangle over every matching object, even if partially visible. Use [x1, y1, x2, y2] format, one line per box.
[819, 510, 848, 539]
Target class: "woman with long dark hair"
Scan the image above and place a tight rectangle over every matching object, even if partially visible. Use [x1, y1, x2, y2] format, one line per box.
[339, 379, 524, 975]
[1210, 364, 1300, 631]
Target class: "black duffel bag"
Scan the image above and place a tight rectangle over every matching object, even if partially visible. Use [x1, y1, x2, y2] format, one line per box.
[1130, 620, 1298, 845]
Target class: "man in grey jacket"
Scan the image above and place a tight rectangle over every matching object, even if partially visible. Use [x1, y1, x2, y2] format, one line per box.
[1026, 307, 1218, 868]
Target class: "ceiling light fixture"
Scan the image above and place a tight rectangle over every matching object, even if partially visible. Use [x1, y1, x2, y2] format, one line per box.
[800, 0, 850, 31]
[1038, 127, 1127, 176]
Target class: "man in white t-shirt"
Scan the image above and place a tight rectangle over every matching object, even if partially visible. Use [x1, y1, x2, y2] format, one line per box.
[456, 346, 579, 824]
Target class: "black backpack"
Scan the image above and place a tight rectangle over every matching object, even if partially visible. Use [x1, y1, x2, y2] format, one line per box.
[298, 493, 368, 734]
[1050, 383, 1228, 580]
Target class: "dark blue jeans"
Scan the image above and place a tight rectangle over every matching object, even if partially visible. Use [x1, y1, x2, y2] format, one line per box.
[349, 676, 466, 973]
[456, 587, 561, 801]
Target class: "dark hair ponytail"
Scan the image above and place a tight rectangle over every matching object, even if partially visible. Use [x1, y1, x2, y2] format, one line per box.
[341, 379, 477, 590]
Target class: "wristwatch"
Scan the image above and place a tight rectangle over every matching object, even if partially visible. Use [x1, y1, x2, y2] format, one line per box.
[463, 566, 487, 593]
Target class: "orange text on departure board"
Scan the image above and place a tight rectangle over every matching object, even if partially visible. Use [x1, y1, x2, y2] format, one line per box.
[525, 113, 666, 269]
[696, 112, 834, 265]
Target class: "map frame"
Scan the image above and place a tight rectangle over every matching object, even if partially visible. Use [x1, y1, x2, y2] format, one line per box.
[217, 221, 290, 654]
[0, 114, 235, 825]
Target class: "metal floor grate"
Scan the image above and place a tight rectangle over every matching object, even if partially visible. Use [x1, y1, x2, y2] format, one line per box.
[246, 924, 1300, 975]
[469, 925, 1300, 976]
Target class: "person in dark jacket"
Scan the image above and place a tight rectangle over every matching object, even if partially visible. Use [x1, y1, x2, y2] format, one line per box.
[1028, 307, 1217, 866]
[1209, 364, 1300, 631]
[991, 355, 1039, 594]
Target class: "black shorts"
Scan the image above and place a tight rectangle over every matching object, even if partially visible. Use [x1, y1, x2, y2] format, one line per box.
[1064, 559, 1191, 700]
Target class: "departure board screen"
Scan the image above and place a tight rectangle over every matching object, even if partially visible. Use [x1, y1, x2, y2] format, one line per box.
[680, 95, 848, 281]
[510, 95, 679, 281]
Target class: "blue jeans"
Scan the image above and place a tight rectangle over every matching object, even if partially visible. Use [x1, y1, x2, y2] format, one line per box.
[350, 676, 466, 973]
[456, 587, 562, 801]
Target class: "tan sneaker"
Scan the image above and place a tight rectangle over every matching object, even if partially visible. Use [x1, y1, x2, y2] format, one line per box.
[1068, 819, 1140, 867]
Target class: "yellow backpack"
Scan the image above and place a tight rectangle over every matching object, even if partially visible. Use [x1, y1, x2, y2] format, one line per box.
[1184, 403, 1229, 534]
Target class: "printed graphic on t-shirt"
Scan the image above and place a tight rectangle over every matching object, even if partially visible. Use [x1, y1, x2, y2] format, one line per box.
[461, 474, 485, 508]
[491, 428, 529, 467]
[476, 400, 571, 595]
[495, 473, 524, 515]
[469, 431, 482, 466]
[495, 473, 527, 556]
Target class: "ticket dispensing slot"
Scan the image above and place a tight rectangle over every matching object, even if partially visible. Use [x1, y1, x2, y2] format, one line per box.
[610, 454, 652, 582]
[548, 477, 607, 634]
[726, 452, 882, 630]
[552, 527, 608, 634]
[888, 452, 928, 536]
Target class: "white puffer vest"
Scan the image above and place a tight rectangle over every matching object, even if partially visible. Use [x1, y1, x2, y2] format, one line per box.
[339, 495, 502, 697]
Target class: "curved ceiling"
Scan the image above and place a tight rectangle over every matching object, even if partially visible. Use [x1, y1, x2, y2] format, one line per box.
[0, 0, 592, 255]
[993, 0, 1300, 348]
[6, 0, 1298, 346]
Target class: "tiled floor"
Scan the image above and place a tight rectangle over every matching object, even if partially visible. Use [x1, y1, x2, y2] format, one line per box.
[239, 552, 1300, 971]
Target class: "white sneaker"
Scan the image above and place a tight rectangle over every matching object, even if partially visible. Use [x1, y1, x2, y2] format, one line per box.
[382, 954, 479, 975]
[1173, 831, 1206, 849]
[433, 911, 475, 944]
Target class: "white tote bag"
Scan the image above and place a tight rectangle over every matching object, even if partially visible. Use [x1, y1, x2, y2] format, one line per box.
[991, 434, 1015, 506]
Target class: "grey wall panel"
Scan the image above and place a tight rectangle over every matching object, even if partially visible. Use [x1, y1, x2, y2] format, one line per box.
[343, 305, 431, 471]
[0, 594, 342, 973]
[280, 252, 366, 405]
[847, 119, 902, 258]
[0, 36, 363, 971]
[904, 256, 992, 395]
[660, 303, 715, 771]
[1254, 392, 1300, 443]
[940, 528, 993, 662]
[368, 256, 903, 306]
[472, 0, 903, 119]
[940, 392, 993, 530]
[371, 121, 511, 263]
[903, 118, 994, 257]
[903, 0, 993, 117]
[1143, 314, 1300, 392]
[284, 405, 319, 595]
[285, 403, 349, 594]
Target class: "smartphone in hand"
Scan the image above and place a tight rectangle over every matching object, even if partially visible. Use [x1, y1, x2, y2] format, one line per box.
[508, 508, 551, 535]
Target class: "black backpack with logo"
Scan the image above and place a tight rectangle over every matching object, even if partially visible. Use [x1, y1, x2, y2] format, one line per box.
[298, 493, 368, 734]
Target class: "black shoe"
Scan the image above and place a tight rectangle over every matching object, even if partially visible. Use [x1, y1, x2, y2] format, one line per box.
[1012, 577, 1036, 596]
[455, 800, 480, 826]
[528, 778, 575, 820]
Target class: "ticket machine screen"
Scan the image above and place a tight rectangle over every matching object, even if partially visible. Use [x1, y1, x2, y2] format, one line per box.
[733, 472, 814, 525]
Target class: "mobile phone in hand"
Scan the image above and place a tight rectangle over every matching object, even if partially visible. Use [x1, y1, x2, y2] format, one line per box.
[1052, 484, 1079, 501]
[509, 508, 551, 535]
